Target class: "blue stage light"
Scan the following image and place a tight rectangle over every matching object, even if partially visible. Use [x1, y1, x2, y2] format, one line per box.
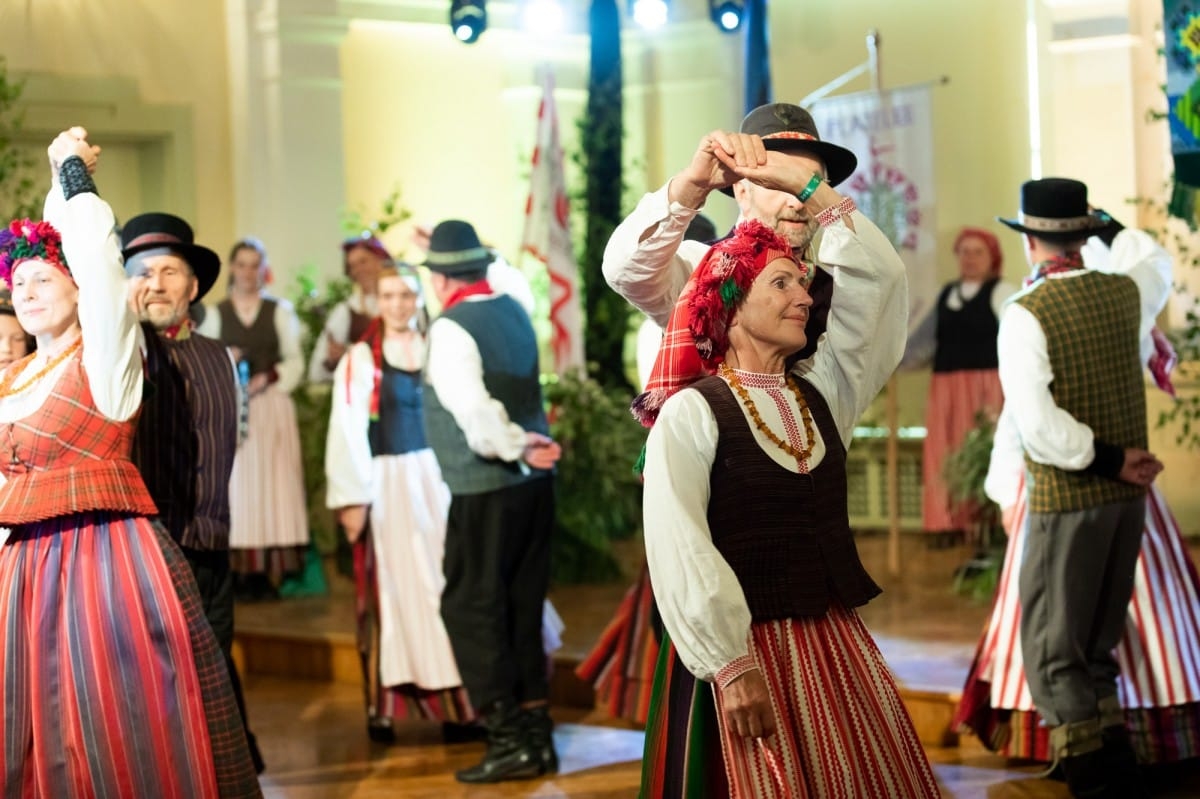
[450, 0, 487, 44]
[710, 0, 743, 33]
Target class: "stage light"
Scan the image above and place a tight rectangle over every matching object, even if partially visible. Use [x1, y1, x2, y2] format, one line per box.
[630, 0, 668, 31]
[450, 0, 487, 44]
[521, 0, 565, 36]
[709, 0, 743, 33]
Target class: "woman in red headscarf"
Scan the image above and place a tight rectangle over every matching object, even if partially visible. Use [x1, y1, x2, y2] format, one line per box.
[637, 213, 938, 798]
[903, 227, 1018, 547]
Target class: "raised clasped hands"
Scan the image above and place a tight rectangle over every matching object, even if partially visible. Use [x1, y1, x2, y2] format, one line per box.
[1119, 447, 1163, 487]
[720, 667, 778, 740]
[47, 126, 101, 181]
[522, 431, 562, 470]
[678, 130, 768, 195]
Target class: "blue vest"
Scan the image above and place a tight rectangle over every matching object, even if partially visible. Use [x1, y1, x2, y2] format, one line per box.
[369, 360, 428, 457]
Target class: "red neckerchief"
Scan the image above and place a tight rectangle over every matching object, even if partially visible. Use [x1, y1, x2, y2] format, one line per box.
[161, 318, 195, 341]
[442, 279, 494, 311]
[1025, 251, 1085, 286]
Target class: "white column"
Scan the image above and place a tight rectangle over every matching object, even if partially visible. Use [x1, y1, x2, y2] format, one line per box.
[226, 0, 349, 288]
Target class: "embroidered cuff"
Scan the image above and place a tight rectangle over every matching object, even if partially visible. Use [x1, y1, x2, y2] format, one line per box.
[815, 196, 857, 228]
[59, 156, 98, 200]
[716, 654, 758, 689]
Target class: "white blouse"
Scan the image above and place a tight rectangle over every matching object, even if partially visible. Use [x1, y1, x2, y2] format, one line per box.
[307, 289, 379, 383]
[196, 295, 305, 394]
[643, 209, 908, 683]
[324, 337, 425, 509]
[0, 188, 144, 426]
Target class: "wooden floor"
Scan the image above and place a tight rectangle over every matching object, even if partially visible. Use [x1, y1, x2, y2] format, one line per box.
[236, 532, 1200, 797]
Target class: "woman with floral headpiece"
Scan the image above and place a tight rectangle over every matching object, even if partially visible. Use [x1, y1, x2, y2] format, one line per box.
[308, 234, 391, 383]
[0, 129, 261, 796]
[324, 265, 474, 742]
[637, 208, 938, 796]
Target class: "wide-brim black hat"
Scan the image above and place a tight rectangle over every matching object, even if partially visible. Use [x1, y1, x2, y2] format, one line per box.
[120, 212, 220, 304]
[422, 219, 493, 276]
[719, 103, 859, 197]
[997, 177, 1121, 243]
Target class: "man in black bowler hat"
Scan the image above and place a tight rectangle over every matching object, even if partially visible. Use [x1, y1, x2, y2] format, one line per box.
[995, 177, 1171, 799]
[603, 101, 860, 362]
[123, 211, 265, 774]
[420, 219, 562, 783]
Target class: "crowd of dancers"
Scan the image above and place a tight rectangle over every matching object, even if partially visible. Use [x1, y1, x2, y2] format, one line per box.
[1, 101, 1196, 799]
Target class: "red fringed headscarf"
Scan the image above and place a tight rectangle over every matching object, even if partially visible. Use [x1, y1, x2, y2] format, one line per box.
[953, 227, 1003, 278]
[631, 220, 806, 428]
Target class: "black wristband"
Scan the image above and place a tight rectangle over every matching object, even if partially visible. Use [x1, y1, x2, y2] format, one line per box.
[1083, 438, 1124, 480]
[59, 156, 98, 201]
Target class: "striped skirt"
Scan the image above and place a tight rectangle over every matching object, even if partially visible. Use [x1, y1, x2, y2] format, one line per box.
[921, 369, 1003, 534]
[954, 477, 1200, 763]
[575, 563, 660, 725]
[641, 605, 940, 798]
[0, 512, 261, 798]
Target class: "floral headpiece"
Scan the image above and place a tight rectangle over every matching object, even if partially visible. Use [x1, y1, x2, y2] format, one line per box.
[0, 219, 71, 289]
[630, 220, 804, 428]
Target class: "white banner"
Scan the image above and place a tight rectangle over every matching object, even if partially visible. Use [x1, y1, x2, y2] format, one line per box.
[520, 70, 585, 374]
[809, 87, 938, 329]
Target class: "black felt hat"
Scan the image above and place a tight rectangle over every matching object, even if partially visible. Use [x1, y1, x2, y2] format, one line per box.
[720, 103, 859, 197]
[120, 213, 220, 303]
[422, 220, 493, 276]
[997, 178, 1120, 243]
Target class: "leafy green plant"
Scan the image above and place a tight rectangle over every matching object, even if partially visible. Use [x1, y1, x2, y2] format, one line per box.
[339, 184, 411, 238]
[290, 266, 353, 554]
[543, 369, 647, 583]
[0, 58, 38, 221]
[943, 413, 1005, 601]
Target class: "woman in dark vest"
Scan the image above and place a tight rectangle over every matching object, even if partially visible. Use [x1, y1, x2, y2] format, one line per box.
[902, 227, 1016, 547]
[636, 219, 938, 798]
[198, 238, 309, 596]
[308, 234, 389, 382]
[324, 266, 473, 740]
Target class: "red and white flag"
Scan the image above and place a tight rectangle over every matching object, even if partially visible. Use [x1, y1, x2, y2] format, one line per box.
[521, 70, 584, 373]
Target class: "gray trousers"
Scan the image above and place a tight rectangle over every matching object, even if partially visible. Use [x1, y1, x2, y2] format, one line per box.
[1019, 496, 1145, 726]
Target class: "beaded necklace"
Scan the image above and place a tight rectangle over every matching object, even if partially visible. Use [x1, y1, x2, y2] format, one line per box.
[0, 337, 82, 399]
[718, 362, 816, 463]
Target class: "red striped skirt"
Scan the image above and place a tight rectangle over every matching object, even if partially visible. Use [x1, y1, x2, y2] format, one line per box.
[955, 478, 1200, 763]
[641, 605, 940, 798]
[0, 513, 261, 797]
[921, 369, 1003, 534]
[575, 563, 660, 725]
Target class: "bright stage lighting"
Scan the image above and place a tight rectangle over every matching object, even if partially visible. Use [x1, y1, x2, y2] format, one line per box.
[450, 0, 487, 44]
[630, 0, 668, 31]
[522, 0, 565, 36]
[710, 0, 743, 33]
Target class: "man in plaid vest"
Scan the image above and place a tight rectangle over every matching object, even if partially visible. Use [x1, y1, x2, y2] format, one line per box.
[997, 178, 1171, 799]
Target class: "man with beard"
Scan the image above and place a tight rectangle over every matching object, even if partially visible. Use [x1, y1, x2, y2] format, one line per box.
[603, 102, 860, 362]
[123, 213, 265, 773]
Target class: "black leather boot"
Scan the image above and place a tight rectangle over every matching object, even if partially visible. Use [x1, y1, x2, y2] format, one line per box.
[521, 704, 558, 774]
[1051, 720, 1120, 799]
[1101, 724, 1149, 799]
[455, 701, 543, 783]
[366, 715, 395, 744]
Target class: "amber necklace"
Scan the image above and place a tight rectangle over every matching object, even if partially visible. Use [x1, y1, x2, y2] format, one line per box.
[719, 361, 817, 463]
[0, 337, 83, 399]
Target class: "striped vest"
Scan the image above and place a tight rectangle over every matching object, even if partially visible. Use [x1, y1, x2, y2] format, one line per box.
[696, 375, 882, 620]
[133, 327, 239, 551]
[1014, 271, 1146, 513]
[0, 354, 157, 525]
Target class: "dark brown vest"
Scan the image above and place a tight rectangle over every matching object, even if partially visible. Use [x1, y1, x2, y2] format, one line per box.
[217, 297, 280, 377]
[694, 375, 881, 621]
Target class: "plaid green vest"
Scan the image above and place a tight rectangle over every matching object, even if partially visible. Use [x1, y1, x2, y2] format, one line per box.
[1014, 271, 1147, 513]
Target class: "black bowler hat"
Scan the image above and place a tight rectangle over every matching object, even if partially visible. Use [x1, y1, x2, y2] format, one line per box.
[422, 220, 493, 276]
[997, 178, 1120, 243]
[120, 213, 221, 303]
[720, 103, 859, 197]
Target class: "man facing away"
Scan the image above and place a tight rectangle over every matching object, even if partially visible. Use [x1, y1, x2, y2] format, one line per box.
[996, 178, 1170, 799]
[123, 212, 265, 773]
[420, 219, 563, 784]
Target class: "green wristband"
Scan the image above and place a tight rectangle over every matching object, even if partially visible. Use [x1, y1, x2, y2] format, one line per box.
[796, 173, 823, 203]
